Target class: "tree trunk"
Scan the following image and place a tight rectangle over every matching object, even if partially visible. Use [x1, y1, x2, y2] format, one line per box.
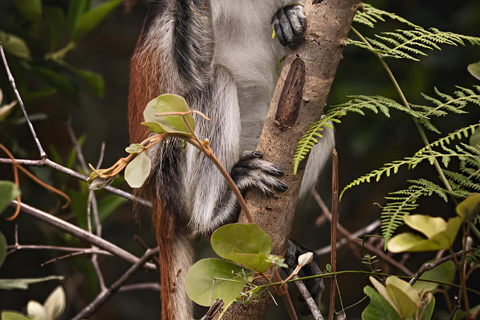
[223, 0, 362, 319]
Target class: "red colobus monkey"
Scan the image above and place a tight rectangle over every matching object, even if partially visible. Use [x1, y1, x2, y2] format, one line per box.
[128, 1, 334, 319]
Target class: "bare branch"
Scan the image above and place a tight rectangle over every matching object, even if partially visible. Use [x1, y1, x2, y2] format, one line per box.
[72, 247, 159, 320]
[315, 220, 381, 256]
[10, 201, 157, 270]
[311, 190, 413, 276]
[0, 42, 46, 158]
[0, 157, 151, 206]
[409, 250, 471, 286]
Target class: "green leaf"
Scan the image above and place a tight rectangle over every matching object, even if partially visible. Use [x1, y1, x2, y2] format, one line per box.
[71, 0, 121, 43]
[32, 67, 77, 103]
[1, 311, 30, 320]
[65, 65, 105, 98]
[186, 258, 251, 307]
[404, 215, 447, 239]
[388, 232, 444, 252]
[362, 286, 401, 320]
[456, 193, 480, 221]
[67, 0, 91, 34]
[0, 31, 31, 60]
[43, 6, 66, 52]
[468, 61, 480, 81]
[211, 224, 273, 273]
[0, 276, 63, 290]
[142, 94, 195, 136]
[44, 286, 66, 320]
[413, 260, 455, 292]
[125, 144, 144, 154]
[12, 0, 42, 21]
[0, 232, 6, 268]
[418, 293, 435, 320]
[388, 215, 463, 253]
[125, 152, 151, 188]
[385, 276, 419, 319]
[0, 181, 21, 214]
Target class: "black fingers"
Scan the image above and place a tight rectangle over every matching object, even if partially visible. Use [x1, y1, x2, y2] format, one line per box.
[272, 5, 306, 49]
[231, 152, 288, 196]
[285, 240, 324, 315]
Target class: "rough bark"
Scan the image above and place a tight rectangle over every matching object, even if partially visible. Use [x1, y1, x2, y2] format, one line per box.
[223, 0, 362, 319]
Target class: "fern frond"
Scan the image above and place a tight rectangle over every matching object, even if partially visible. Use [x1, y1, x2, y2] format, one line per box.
[414, 123, 480, 158]
[381, 179, 448, 248]
[353, 3, 418, 28]
[341, 125, 480, 199]
[293, 95, 413, 173]
[351, 26, 480, 61]
[466, 246, 480, 264]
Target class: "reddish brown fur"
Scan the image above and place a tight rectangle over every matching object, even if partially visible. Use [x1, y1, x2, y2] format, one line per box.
[129, 42, 176, 320]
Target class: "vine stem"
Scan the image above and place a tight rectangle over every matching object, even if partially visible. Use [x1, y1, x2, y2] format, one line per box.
[350, 27, 453, 193]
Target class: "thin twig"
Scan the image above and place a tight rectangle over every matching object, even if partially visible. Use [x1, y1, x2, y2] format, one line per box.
[315, 219, 380, 256]
[409, 250, 469, 286]
[10, 201, 157, 270]
[328, 150, 338, 320]
[0, 42, 46, 158]
[0, 157, 152, 206]
[72, 247, 159, 320]
[7, 244, 113, 257]
[119, 282, 161, 292]
[311, 191, 413, 276]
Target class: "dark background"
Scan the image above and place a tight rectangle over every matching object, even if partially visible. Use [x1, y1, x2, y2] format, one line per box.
[0, 0, 479, 319]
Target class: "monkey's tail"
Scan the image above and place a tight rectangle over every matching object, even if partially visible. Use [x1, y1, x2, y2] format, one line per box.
[152, 199, 194, 320]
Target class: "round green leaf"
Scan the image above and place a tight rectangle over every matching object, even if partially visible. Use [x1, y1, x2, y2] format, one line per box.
[124, 152, 151, 188]
[0, 232, 6, 268]
[185, 258, 252, 307]
[456, 193, 480, 221]
[0, 181, 21, 214]
[71, 0, 121, 43]
[385, 276, 419, 319]
[362, 286, 401, 320]
[125, 144, 144, 154]
[142, 94, 195, 136]
[1, 312, 31, 320]
[211, 224, 273, 273]
[413, 260, 455, 292]
[468, 61, 480, 81]
[387, 232, 443, 253]
[404, 215, 447, 239]
[12, 0, 42, 21]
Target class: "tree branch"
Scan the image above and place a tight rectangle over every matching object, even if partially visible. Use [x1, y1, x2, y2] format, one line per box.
[72, 247, 159, 320]
[0, 42, 46, 158]
[0, 157, 151, 206]
[10, 201, 157, 270]
[226, 1, 362, 319]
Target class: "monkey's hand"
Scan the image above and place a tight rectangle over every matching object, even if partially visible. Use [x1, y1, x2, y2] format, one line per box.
[285, 239, 324, 315]
[272, 5, 306, 49]
[231, 151, 288, 197]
